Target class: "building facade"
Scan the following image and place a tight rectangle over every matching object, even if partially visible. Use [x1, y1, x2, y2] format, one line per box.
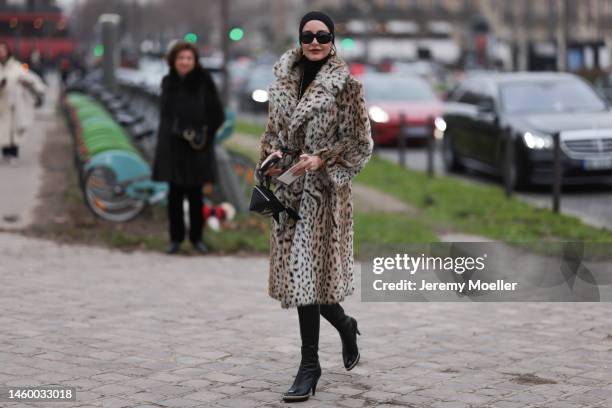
[308, 0, 612, 70]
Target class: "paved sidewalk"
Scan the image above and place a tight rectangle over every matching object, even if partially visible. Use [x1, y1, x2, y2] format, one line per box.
[0, 74, 59, 230]
[1, 232, 611, 408]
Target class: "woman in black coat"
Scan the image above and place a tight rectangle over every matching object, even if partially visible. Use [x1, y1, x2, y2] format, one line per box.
[152, 41, 224, 254]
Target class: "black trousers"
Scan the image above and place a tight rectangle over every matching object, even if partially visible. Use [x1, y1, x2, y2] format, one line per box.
[2, 145, 19, 158]
[297, 304, 320, 349]
[167, 183, 203, 244]
[297, 303, 348, 348]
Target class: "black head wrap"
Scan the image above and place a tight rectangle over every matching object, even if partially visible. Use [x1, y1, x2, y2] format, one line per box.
[299, 11, 335, 43]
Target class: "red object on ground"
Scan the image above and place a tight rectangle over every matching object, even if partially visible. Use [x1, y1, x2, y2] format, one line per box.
[202, 204, 227, 221]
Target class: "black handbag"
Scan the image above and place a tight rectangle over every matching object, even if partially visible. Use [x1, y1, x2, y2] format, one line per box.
[249, 152, 300, 223]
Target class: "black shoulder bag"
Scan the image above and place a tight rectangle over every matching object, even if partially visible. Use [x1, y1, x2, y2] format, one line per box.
[171, 118, 209, 150]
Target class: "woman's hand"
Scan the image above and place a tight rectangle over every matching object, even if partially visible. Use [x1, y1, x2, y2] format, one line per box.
[262, 150, 283, 176]
[291, 153, 323, 177]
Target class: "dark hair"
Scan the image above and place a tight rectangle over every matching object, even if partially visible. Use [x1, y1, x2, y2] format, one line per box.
[0, 41, 13, 59]
[166, 41, 201, 72]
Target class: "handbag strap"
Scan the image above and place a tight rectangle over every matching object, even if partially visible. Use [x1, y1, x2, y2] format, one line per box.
[257, 159, 275, 189]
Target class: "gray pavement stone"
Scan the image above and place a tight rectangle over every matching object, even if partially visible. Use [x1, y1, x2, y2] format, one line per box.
[181, 389, 225, 402]
[431, 402, 469, 408]
[336, 398, 367, 408]
[1, 232, 611, 408]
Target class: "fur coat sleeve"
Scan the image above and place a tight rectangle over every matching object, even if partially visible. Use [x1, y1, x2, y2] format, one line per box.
[313, 77, 373, 188]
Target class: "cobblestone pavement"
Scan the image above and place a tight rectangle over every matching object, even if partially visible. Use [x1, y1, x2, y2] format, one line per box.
[1, 232, 611, 408]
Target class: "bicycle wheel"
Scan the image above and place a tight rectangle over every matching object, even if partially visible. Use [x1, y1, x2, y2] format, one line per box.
[83, 165, 146, 222]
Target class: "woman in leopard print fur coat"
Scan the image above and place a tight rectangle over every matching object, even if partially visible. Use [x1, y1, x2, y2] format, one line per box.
[257, 11, 373, 402]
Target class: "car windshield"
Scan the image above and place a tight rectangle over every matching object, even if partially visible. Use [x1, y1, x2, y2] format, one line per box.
[364, 76, 437, 102]
[500, 79, 607, 114]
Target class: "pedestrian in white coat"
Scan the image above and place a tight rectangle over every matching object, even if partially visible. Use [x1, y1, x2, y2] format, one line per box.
[0, 42, 46, 165]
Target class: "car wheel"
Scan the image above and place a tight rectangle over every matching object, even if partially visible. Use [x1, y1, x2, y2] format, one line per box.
[442, 133, 464, 172]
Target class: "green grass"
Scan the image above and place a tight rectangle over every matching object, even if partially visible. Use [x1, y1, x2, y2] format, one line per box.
[223, 139, 259, 163]
[94, 215, 270, 254]
[235, 120, 266, 137]
[102, 229, 167, 250]
[205, 213, 270, 253]
[355, 156, 612, 242]
[354, 212, 438, 257]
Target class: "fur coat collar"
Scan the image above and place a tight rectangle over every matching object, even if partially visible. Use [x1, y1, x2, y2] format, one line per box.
[269, 47, 350, 144]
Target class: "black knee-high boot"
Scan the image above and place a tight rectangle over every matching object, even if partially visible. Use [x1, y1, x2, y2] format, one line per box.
[282, 304, 321, 402]
[320, 303, 361, 370]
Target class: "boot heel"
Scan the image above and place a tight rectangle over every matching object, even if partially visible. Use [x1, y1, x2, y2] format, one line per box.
[312, 380, 318, 396]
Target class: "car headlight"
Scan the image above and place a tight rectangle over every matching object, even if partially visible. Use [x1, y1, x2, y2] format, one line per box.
[368, 106, 389, 123]
[434, 117, 447, 132]
[433, 117, 447, 140]
[523, 132, 552, 150]
[251, 89, 269, 103]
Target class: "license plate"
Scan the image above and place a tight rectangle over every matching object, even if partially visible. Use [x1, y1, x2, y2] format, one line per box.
[402, 126, 429, 137]
[582, 158, 612, 170]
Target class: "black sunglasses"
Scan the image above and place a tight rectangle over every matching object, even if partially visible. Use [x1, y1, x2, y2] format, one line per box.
[300, 30, 334, 45]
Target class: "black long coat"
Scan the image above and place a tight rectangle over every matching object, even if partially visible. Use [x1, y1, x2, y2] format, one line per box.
[152, 66, 224, 186]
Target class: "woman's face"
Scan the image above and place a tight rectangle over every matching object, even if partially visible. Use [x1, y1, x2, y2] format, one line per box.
[0, 45, 8, 63]
[175, 49, 196, 76]
[300, 20, 333, 62]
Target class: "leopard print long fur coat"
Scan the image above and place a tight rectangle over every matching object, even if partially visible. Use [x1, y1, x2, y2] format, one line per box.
[257, 47, 374, 308]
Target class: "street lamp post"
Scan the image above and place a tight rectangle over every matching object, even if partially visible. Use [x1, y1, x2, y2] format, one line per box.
[556, 0, 568, 72]
[98, 14, 121, 92]
[220, 0, 230, 106]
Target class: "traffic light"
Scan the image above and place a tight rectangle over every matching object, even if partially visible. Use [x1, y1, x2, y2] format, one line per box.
[184, 32, 198, 43]
[340, 38, 355, 51]
[93, 44, 104, 57]
[229, 27, 244, 42]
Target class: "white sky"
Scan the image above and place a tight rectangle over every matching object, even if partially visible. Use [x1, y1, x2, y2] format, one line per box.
[56, 0, 153, 9]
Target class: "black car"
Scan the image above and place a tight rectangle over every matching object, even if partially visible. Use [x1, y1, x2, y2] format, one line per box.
[442, 72, 612, 188]
[236, 64, 275, 113]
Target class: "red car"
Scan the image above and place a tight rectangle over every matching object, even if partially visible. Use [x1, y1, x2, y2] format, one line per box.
[362, 73, 445, 145]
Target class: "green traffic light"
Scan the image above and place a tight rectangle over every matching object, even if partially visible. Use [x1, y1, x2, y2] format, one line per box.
[340, 38, 355, 51]
[229, 27, 244, 41]
[93, 44, 104, 57]
[184, 32, 198, 43]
